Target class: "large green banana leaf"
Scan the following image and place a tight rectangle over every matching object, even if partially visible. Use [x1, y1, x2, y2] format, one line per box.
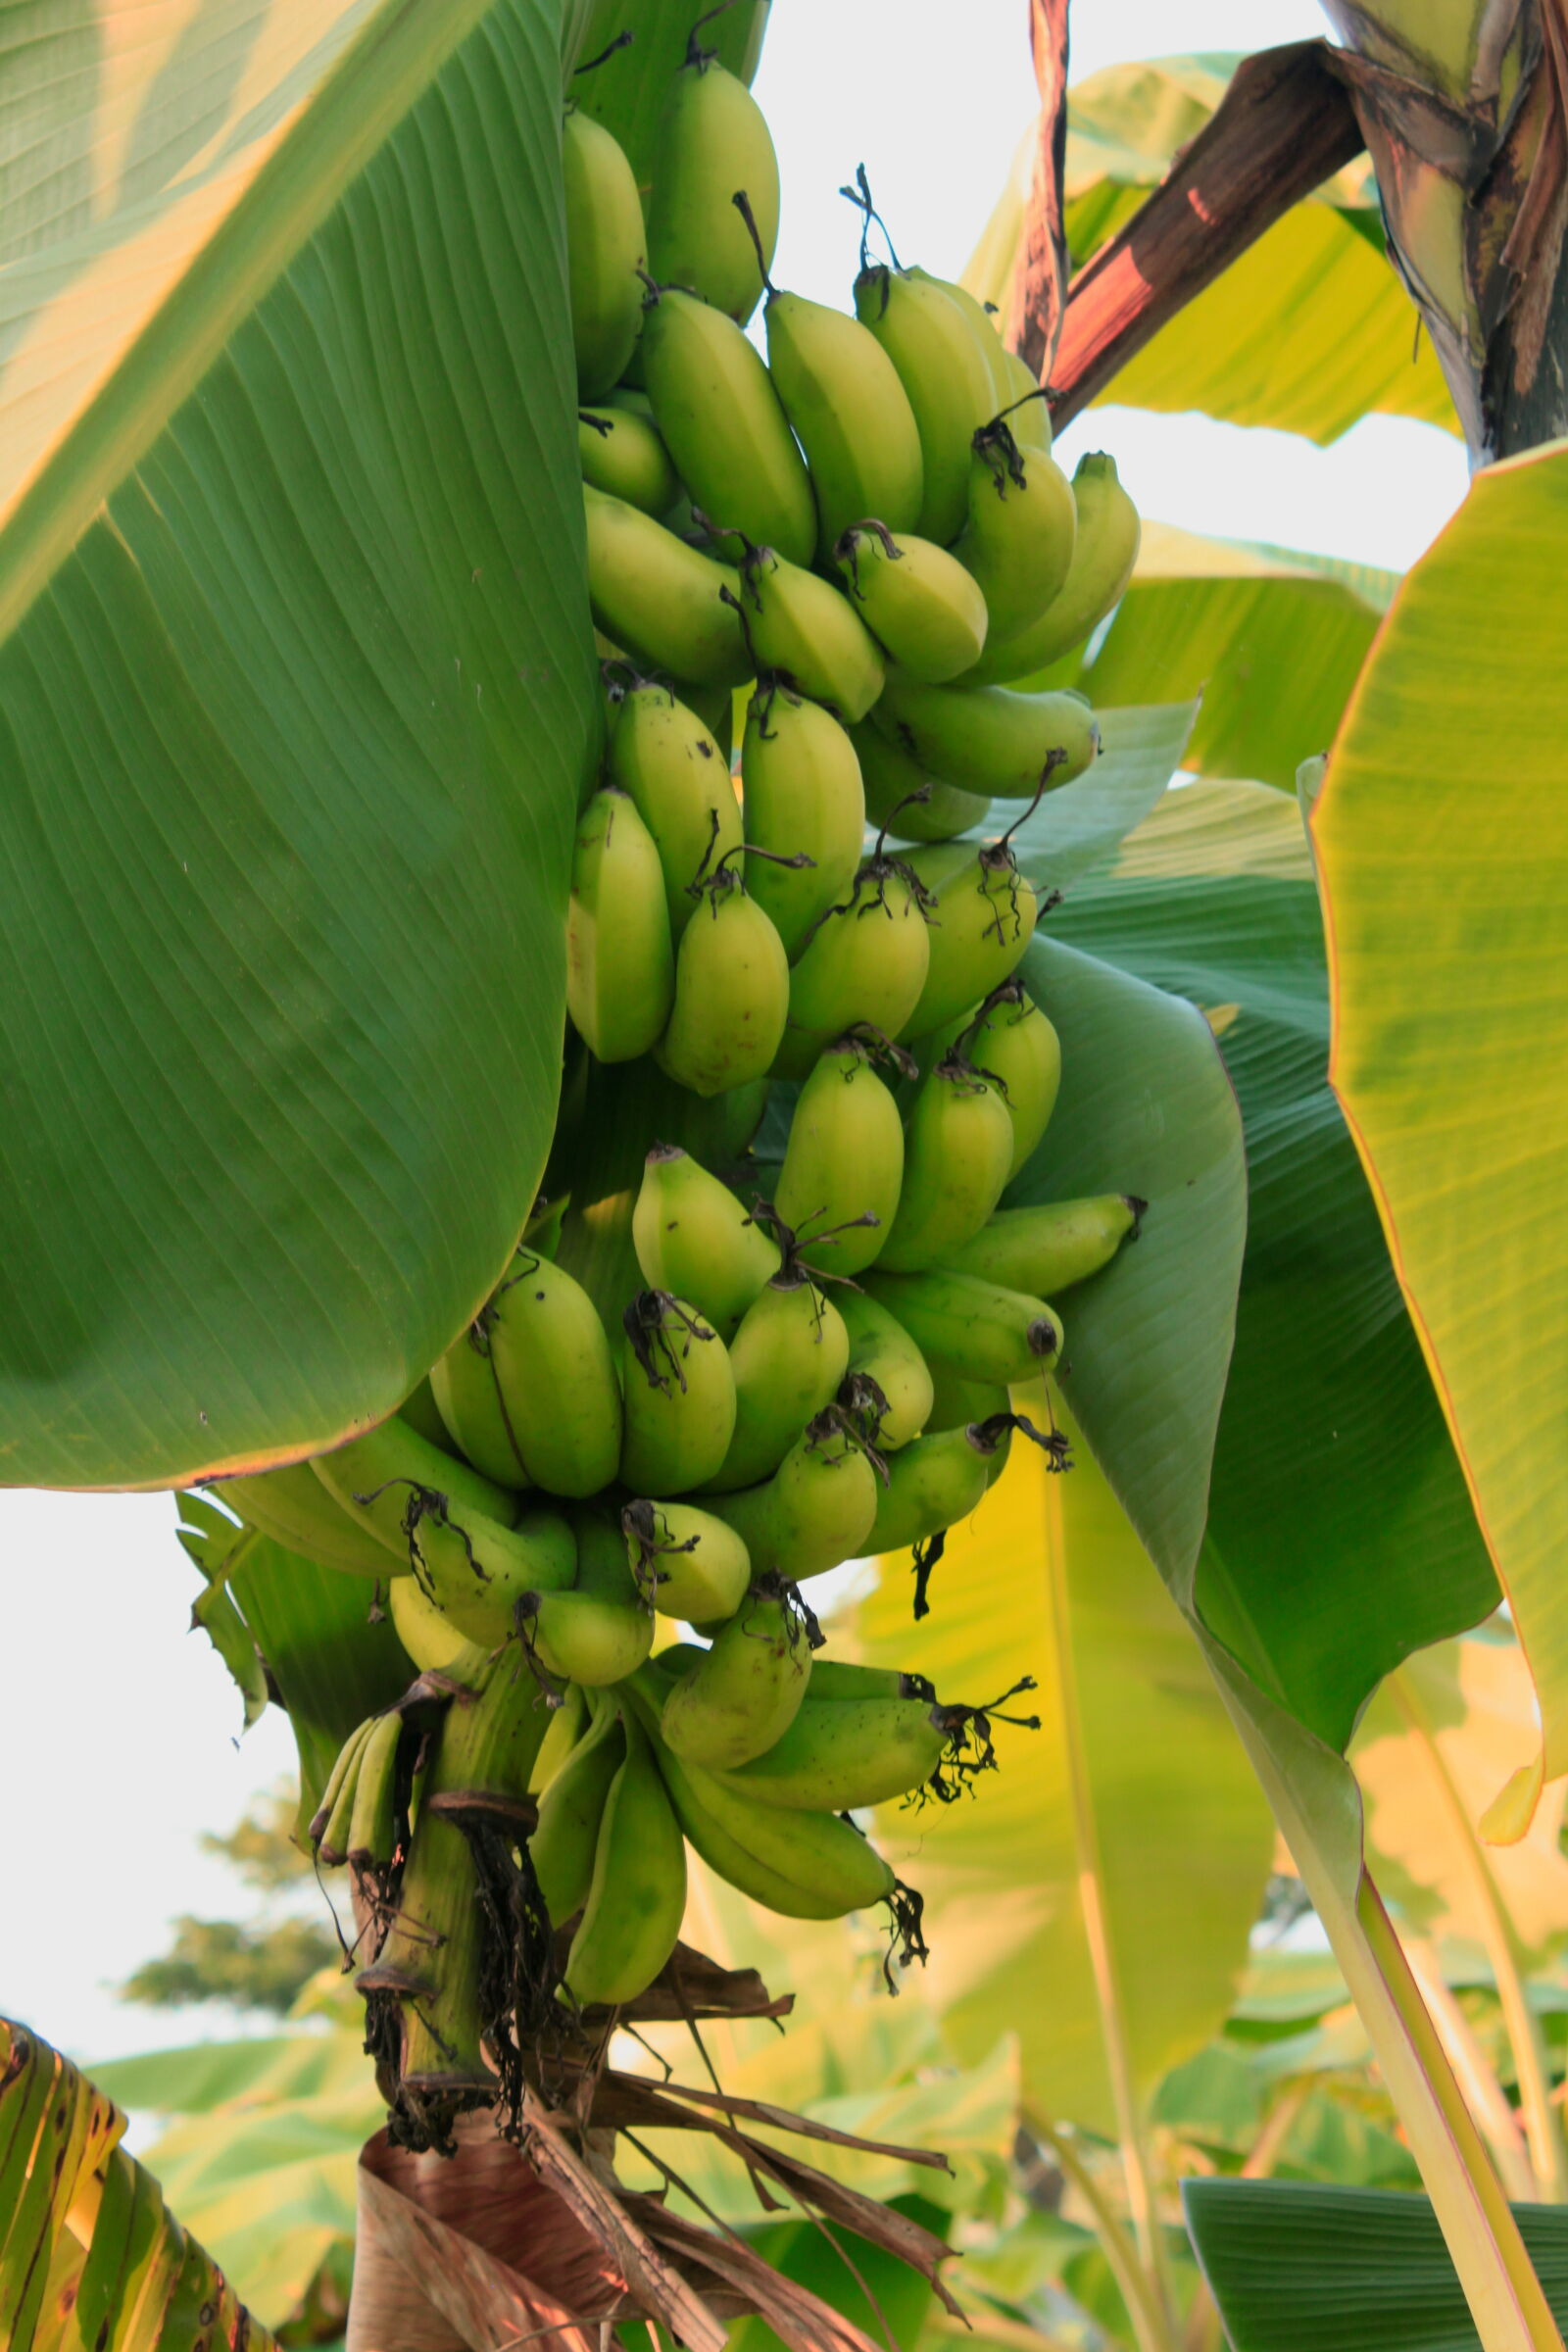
[0, 0, 608, 1491]
[965, 56, 1456, 443]
[1312, 439, 1568, 1842]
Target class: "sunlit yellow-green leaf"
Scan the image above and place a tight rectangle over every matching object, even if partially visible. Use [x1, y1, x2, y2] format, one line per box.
[1312, 438, 1568, 1834]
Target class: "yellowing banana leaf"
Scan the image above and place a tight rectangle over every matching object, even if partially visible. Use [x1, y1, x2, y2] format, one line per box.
[1049, 528, 1397, 792]
[0, 2014, 279, 2349]
[1312, 439, 1568, 1838]
[0, 1, 601, 1488]
[854, 1418, 1275, 2137]
[965, 57, 1456, 443]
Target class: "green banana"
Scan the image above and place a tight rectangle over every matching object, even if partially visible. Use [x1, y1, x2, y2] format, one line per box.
[430, 1310, 530, 1490]
[607, 683, 743, 936]
[852, 257, 1001, 548]
[774, 853, 934, 1078]
[967, 451, 1141, 684]
[528, 1678, 589, 1795]
[773, 1034, 905, 1277]
[577, 405, 678, 515]
[923, 1364, 1013, 1487]
[868, 1416, 1012, 1554]
[632, 1144, 779, 1340]
[310, 1414, 519, 1558]
[873, 671, 1100, 800]
[619, 1290, 738, 1494]
[565, 785, 676, 1062]
[347, 1709, 404, 1873]
[804, 1659, 935, 1700]
[954, 1194, 1145, 1294]
[899, 841, 1038, 1041]
[660, 1573, 814, 1768]
[387, 1571, 491, 1678]
[655, 858, 792, 1097]
[405, 1496, 578, 1646]
[640, 282, 816, 567]
[716, 1691, 947, 1811]
[838, 1288, 934, 1451]
[909, 267, 1012, 409]
[703, 1406, 881, 1579]
[564, 1705, 688, 2007]
[863, 1265, 1063, 1384]
[310, 1717, 376, 1853]
[583, 484, 751, 687]
[999, 351, 1053, 451]
[760, 269, 924, 558]
[850, 718, 992, 845]
[956, 979, 1061, 1177]
[730, 541, 885, 722]
[647, 33, 779, 325]
[564, 107, 645, 399]
[629, 1681, 897, 1919]
[739, 683, 867, 957]
[877, 1055, 1014, 1271]
[705, 1264, 849, 1491]
[486, 1250, 623, 1498]
[530, 1690, 625, 1923]
[622, 1497, 753, 1622]
[950, 414, 1077, 642]
[833, 520, 989, 683]
[518, 1585, 654, 1690]
[216, 1462, 394, 1581]
[399, 1372, 465, 1458]
[570, 1502, 645, 1606]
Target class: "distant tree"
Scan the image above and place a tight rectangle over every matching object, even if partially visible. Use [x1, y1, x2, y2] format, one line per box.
[120, 1784, 337, 2014]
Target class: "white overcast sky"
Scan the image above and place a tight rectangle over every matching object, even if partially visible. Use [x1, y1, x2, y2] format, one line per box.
[0, 0, 1468, 2072]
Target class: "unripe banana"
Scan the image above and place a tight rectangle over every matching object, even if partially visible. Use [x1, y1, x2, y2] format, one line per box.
[583, 484, 751, 687]
[715, 1691, 947, 1811]
[956, 1193, 1144, 1298]
[311, 1414, 519, 1559]
[607, 684, 743, 936]
[570, 1501, 645, 1606]
[704, 1266, 849, 1491]
[740, 683, 867, 958]
[387, 1571, 491, 1679]
[838, 1289, 934, 1451]
[518, 1585, 654, 1689]
[703, 1407, 881, 1579]
[909, 267, 1012, 409]
[774, 855, 934, 1078]
[564, 108, 645, 399]
[869, 1417, 1011, 1555]
[622, 1497, 752, 1622]
[731, 542, 885, 723]
[640, 283, 816, 568]
[528, 1679, 589, 1796]
[310, 1717, 376, 1855]
[999, 352, 1053, 451]
[217, 1462, 396, 1581]
[761, 278, 924, 558]
[850, 719, 992, 845]
[956, 979, 1061, 1177]
[807, 1659, 935, 1701]
[487, 1251, 622, 1499]
[773, 1035, 905, 1277]
[399, 1373, 466, 1459]
[577, 405, 679, 515]
[405, 1496, 577, 1646]
[833, 521, 989, 683]
[966, 451, 1141, 684]
[566, 785, 676, 1063]
[873, 671, 1100, 800]
[564, 1705, 687, 2008]
[653, 861, 791, 1097]
[660, 1573, 814, 1769]
[530, 1690, 625, 1923]
[899, 842, 1038, 1041]
[923, 1364, 1013, 1486]
[863, 1266, 1063, 1385]
[619, 1290, 738, 1494]
[647, 36, 779, 325]
[628, 1682, 897, 1919]
[877, 1055, 1014, 1271]
[951, 415, 1077, 643]
[347, 1709, 404, 1872]
[852, 264, 999, 548]
[430, 1311, 530, 1491]
[632, 1144, 779, 1340]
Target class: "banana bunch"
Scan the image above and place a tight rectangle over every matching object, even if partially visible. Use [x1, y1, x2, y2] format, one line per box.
[216, 22, 1160, 2049]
